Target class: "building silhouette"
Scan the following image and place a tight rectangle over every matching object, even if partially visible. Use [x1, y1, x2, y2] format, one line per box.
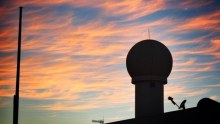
[107, 39, 220, 124]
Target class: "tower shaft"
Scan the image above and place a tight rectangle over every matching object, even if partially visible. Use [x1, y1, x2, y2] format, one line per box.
[135, 82, 164, 118]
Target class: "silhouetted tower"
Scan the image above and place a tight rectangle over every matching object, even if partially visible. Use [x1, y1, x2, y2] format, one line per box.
[126, 39, 173, 118]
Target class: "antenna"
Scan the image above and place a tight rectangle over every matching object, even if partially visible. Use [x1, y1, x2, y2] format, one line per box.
[168, 96, 187, 110]
[148, 28, 150, 39]
[179, 100, 187, 110]
[92, 117, 104, 124]
[13, 7, 23, 124]
[92, 120, 104, 124]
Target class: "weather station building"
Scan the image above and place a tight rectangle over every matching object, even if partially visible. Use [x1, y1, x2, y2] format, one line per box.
[106, 39, 220, 124]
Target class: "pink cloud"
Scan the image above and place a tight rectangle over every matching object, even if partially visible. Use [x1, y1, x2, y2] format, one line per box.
[177, 0, 213, 9]
[185, 89, 209, 97]
[206, 83, 220, 87]
[171, 10, 220, 33]
[209, 95, 218, 101]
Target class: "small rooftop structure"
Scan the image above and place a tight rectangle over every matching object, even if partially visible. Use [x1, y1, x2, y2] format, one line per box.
[107, 98, 220, 124]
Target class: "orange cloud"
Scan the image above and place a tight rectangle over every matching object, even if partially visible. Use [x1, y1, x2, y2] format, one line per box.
[206, 83, 220, 87]
[170, 56, 218, 74]
[165, 84, 185, 98]
[0, 55, 16, 93]
[173, 39, 220, 59]
[172, 10, 220, 33]
[209, 95, 218, 101]
[0, 26, 18, 52]
[185, 89, 209, 97]
[98, 0, 166, 21]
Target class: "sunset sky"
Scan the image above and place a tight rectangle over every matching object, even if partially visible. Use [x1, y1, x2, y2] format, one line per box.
[0, 0, 220, 124]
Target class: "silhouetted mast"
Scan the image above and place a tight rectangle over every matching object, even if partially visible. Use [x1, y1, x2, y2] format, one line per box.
[148, 28, 150, 39]
[13, 7, 23, 124]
